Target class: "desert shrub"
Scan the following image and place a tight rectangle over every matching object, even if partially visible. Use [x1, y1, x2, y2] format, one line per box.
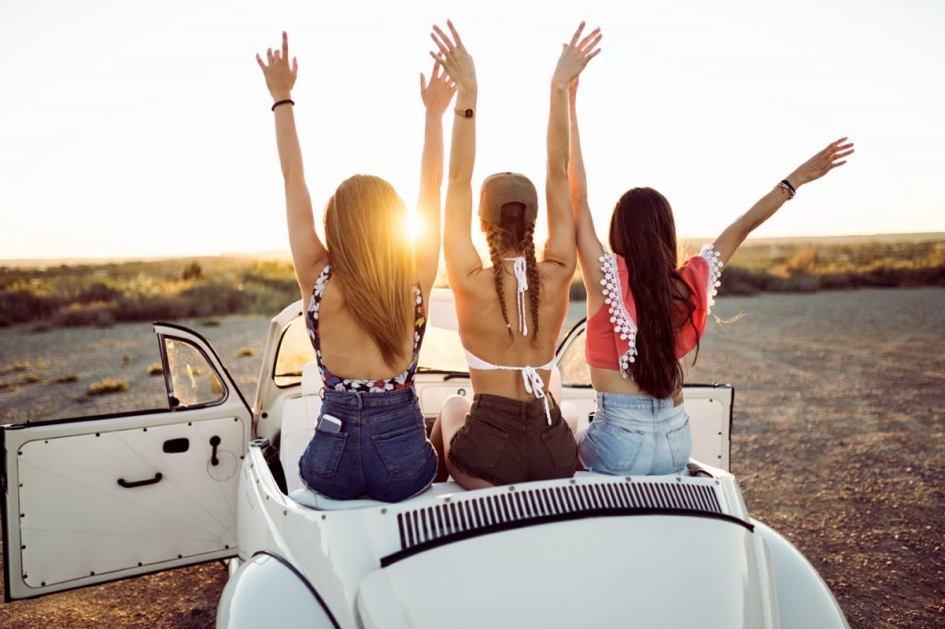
[199, 318, 221, 327]
[182, 261, 203, 281]
[54, 307, 115, 328]
[88, 378, 129, 396]
[147, 363, 164, 376]
[236, 347, 256, 357]
[51, 374, 79, 383]
[0, 380, 13, 390]
[18, 374, 42, 384]
[76, 281, 123, 304]
[0, 290, 59, 325]
[122, 354, 133, 365]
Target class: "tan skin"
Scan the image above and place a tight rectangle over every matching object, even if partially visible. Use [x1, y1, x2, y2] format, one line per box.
[568, 76, 855, 396]
[256, 32, 454, 380]
[428, 21, 601, 489]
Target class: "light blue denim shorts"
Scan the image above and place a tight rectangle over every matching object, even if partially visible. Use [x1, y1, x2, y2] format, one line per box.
[577, 392, 692, 476]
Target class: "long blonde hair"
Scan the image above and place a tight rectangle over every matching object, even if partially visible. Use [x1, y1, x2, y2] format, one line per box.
[324, 175, 415, 369]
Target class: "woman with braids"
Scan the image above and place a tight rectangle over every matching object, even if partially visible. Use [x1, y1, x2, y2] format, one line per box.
[428, 21, 601, 489]
[256, 32, 454, 501]
[568, 74, 854, 475]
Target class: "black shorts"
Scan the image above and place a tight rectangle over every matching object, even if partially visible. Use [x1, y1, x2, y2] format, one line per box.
[448, 393, 577, 486]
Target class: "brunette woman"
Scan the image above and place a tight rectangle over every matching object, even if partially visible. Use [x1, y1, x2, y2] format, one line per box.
[568, 76, 854, 475]
[429, 22, 601, 489]
[256, 32, 455, 501]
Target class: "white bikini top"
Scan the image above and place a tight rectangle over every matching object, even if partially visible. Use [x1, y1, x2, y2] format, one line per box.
[463, 349, 555, 425]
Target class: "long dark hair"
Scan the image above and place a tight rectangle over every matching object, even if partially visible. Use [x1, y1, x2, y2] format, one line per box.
[484, 203, 540, 345]
[608, 187, 698, 398]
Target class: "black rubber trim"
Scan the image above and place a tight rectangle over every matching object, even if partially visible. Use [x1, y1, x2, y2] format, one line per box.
[2, 426, 12, 603]
[253, 552, 341, 629]
[380, 507, 754, 568]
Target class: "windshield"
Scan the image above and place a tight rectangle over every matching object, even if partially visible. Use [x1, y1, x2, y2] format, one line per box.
[273, 316, 469, 387]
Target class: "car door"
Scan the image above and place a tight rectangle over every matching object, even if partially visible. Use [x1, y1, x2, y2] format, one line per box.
[555, 319, 733, 471]
[1, 323, 251, 601]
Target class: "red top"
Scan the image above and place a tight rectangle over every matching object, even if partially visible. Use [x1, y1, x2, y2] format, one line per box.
[585, 245, 723, 378]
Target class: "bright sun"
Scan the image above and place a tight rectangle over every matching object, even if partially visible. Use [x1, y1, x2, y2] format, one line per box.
[404, 211, 422, 242]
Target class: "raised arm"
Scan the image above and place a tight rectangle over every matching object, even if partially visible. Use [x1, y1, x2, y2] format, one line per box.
[416, 61, 456, 293]
[568, 76, 606, 291]
[712, 138, 855, 265]
[543, 23, 601, 270]
[431, 21, 481, 282]
[256, 32, 327, 300]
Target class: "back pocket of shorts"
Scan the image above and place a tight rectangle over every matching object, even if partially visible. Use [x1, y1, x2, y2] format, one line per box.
[666, 415, 692, 470]
[372, 424, 433, 480]
[540, 419, 577, 471]
[596, 420, 646, 473]
[452, 419, 509, 470]
[301, 431, 348, 479]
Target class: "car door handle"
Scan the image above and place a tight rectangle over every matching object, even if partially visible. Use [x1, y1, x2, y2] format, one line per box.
[117, 473, 163, 488]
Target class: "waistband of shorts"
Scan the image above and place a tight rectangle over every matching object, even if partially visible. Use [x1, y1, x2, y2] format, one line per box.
[471, 392, 558, 422]
[322, 386, 417, 408]
[596, 391, 677, 412]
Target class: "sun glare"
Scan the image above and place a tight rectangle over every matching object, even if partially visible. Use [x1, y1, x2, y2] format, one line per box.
[404, 211, 422, 242]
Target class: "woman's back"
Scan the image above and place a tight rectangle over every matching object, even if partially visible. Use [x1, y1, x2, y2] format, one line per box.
[455, 260, 569, 401]
[313, 268, 422, 382]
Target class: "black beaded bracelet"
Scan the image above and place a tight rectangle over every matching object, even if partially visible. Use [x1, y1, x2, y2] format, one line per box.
[271, 99, 295, 112]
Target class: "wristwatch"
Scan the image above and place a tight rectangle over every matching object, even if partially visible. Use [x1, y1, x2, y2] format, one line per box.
[455, 107, 474, 118]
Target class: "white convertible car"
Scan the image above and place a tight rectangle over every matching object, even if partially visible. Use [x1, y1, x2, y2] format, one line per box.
[1, 291, 849, 628]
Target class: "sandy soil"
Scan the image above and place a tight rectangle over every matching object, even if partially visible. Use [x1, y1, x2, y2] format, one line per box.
[0, 288, 943, 627]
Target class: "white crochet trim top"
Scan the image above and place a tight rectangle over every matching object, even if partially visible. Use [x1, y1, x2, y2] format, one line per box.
[598, 244, 723, 379]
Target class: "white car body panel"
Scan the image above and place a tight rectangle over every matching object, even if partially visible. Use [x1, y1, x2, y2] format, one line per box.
[1, 290, 847, 629]
[2, 323, 251, 600]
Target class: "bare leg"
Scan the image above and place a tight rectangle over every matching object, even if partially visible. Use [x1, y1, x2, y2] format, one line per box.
[429, 411, 449, 483]
[438, 395, 494, 490]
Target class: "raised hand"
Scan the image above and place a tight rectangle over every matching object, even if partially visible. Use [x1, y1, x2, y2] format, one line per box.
[429, 20, 476, 92]
[256, 31, 298, 102]
[553, 22, 601, 89]
[789, 138, 855, 187]
[420, 61, 456, 117]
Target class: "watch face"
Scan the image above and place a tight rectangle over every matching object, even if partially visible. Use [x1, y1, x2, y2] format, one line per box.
[464, 108, 473, 118]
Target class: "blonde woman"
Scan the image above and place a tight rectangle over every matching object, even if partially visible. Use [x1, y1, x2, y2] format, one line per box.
[428, 22, 601, 489]
[256, 32, 454, 501]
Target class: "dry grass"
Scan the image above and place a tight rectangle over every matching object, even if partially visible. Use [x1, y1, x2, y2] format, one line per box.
[87, 378, 129, 396]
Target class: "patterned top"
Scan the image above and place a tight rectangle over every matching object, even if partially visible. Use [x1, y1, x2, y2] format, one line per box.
[585, 244, 723, 379]
[305, 265, 427, 393]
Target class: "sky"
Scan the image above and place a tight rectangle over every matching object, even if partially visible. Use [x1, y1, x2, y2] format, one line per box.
[1, 0, 943, 260]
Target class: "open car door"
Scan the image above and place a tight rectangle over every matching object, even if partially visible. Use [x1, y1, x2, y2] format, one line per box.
[555, 319, 733, 471]
[1, 323, 252, 601]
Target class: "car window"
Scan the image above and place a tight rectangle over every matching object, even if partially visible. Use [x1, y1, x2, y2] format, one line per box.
[558, 327, 591, 387]
[417, 325, 468, 373]
[164, 338, 226, 407]
[274, 317, 315, 387]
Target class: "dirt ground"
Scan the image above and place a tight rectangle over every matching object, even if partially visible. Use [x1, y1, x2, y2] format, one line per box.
[0, 288, 943, 627]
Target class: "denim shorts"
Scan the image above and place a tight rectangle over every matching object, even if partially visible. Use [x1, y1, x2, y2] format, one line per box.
[299, 387, 437, 502]
[577, 392, 692, 476]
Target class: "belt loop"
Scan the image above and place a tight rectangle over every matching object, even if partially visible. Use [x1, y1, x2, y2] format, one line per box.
[356, 391, 363, 410]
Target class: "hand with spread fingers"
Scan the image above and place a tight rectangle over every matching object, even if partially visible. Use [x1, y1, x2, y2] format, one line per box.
[553, 22, 602, 90]
[256, 31, 298, 103]
[420, 61, 456, 117]
[788, 138, 856, 187]
[429, 20, 476, 92]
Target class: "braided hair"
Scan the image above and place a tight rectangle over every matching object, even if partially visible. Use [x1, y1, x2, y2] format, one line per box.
[484, 204, 540, 346]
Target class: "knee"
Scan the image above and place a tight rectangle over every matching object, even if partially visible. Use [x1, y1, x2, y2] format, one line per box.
[440, 395, 471, 422]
